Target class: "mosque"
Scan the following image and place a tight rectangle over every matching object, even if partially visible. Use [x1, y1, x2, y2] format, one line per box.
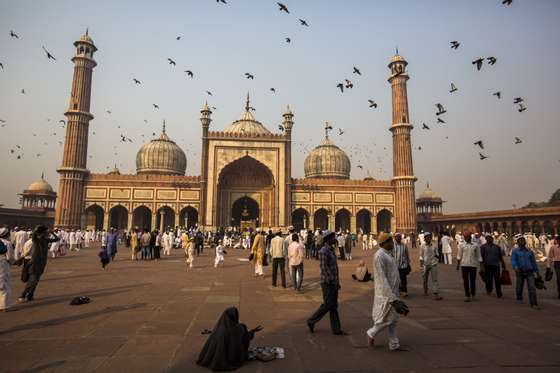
[52, 32, 418, 234]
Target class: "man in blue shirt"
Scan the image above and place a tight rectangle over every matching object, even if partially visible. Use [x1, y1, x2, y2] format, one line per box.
[511, 236, 540, 309]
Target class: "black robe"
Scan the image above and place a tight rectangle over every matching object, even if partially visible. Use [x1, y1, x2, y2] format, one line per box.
[197, 307, 253, 372]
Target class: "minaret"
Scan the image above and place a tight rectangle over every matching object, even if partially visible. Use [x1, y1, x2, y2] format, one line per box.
[282, 106, 294, 226]
[54, 31, 97, 229]
[388, 51, 417, 234]
[199, 101, 212, 228]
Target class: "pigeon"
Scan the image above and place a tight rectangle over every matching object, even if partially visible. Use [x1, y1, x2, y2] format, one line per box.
[59, 119, 66, 125]
[492, 91, 501, 99]
[357, 165, 363, 169]
[299, 19, 309, 26]
[133, 78, 141, 84]
[502, 0, 512, 5]
[278, 124, 284, 131]
[184, 70, 194, 78]
[422, 123, 430, 130]
[418, 146, 422, 151]
[245, 73, 254, 80]
[487, 56, 497, 65]
[21, 89, 25, 94]
[435, 103, 446, 115]
[285, 37, 291, 43]
[474, 140, 484, 149]
[450, 41, 460, 49]
[0, 62, 3, 69]
[206, 91, 213, 96]
[449, 83, 457, 93]
[42, 46, 56, 61]
[270, 88, 276, 93]
[344, 79, 353, 89]
[368, 100, 377, 108]
[513, 97, 524, 104]
[437, 117, 446, 124]
[0, 119, 5, 123]
[217, 0, 227, 4]
[518, 103, 527, 112]
[277, 2, 289, 13]
[353, 66, 361, 75]
[167, 58, 176, 66]
[176, 36, 181, 40]
[10, 30, 19, 39]
[338, 128, 344, 135]
[336, 83, 344, 93]
[106, 110, 112, 114]
[153, 104, 159, 109]
[472, 58, 484, 71]
[479, 153, 488, 160]
[514, 137, 522, 144]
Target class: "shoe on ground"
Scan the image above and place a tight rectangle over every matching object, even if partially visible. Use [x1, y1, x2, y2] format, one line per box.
[17, 297, 27, 303]
[367, 336, 375, 347]
[307, 322, 315, 334]
[333, 330, 350, 336]
[390, 346, 411, 352]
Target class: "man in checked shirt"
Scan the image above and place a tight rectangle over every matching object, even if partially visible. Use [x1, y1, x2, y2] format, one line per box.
[306, 230, 348, 335]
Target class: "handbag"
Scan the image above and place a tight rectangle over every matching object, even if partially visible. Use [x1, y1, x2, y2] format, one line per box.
[545, 267, 553, 282]
[500, 269, 512, 286]
[248, 253, 254, 261]
[403, 264, 411, 276]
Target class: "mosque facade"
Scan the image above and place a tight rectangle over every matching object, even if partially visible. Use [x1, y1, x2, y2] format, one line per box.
[54, 33, 418, 234]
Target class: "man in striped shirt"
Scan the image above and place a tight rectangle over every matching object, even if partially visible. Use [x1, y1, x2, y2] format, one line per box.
[393, 233, 411, 297]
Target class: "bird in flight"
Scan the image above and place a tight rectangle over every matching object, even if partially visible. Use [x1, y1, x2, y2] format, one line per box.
[10, 30, 19, 39]
[518, 103, 527, 112]
[492, 91, 501, 99]
[59, 119, 66, 125]
[502, 0, 513, 5]
[217, 0, 227, 4]
[437, 117, 446, 124]
[176, 36, 181, 40]
[353, 66, 361, 75]
[479, 153, 488, 160]
[422, 123, 430, 130]
[368, 100, 377, 108]
[0, 62, 3, 69]
[278, 124, 284, 131]
[153, 104, 159, 109]
[184, 70, 193, 78]
[21, 88, 25, 94]
[344, 79, 353, 89]
[487, 56, 497, 65]
[435, 103, 446, 115]
[106, 110, 112, 114]
[449, 83, 458, 93]
[133, 78, 141, 85]
[285, 37, 291, 43]
[270, 88, 276, 93]
[474, 140, 484, 149]
[336, 83, 344, 93]
[245, 73, 254, 80]
[514, 137, 522, 144]
[277, 2, 289, 13]
[357, 165, 363, 169]
[338, 128, 344, 135]
[299, 19, 309, 27]
[206, 90, 213, 96]
[513, 97, 524, 104]
[472, 58, 484, 71]
[450, 41, 460, 49]
[167, 58, 176, 66]
[42, 46, 56, 61]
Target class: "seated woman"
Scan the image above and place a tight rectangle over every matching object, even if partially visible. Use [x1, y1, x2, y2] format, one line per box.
[197, 306, 262, 372]
[352, 260, 372, 282]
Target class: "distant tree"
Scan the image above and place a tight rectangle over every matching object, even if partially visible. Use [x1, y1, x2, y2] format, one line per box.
[549, 188, 560, 205]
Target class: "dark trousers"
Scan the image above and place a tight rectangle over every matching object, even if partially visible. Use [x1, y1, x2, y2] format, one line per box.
[196, 244, 202, 256]
[21, 272, 41, 300]
[291, 264, 304, 290]
[516, 271, 537, 306]
[554, 262, 560, 297]
[398, 268, 408, 293]
[484, 265, 502, 297]
[338, 246, 345, 260]
[461, 266, 477, 297]
[272, 258, 286, 287]
[307, 283, 341, 334]
[154, 246, 161, 259]
[141, 245, 149, 259]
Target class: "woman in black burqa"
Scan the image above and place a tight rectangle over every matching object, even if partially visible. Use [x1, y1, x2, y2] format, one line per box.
[197, 306, 262, 371]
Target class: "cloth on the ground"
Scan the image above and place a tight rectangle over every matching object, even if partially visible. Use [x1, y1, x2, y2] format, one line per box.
[197, 307, 254, 372]
[248, 347, 285, 360]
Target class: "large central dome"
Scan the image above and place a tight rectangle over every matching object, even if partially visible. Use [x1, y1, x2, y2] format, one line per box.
[304, 125, 351, 179]
[224, 94, 271, 136]
[136, 124, 187, 175]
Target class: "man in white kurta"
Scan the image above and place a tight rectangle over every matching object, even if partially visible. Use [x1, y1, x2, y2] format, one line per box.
[367, 232, 402, 350]
[0, 227, 15, 311]
[14, 228, 28, 261]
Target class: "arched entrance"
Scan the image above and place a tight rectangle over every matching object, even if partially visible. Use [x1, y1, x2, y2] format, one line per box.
[217, 155, 274, 228]
[133, 206, 152, 231]
[231, 196, 259, 228]
[180, 206, 198, 229]
[85, 205, 104, 230]
[335, 209, 351, 232]
[156, 206, 175, 232]
[109, 205, 128, 230]
[377, 209, 392, 233]
[314, 208, 329, 230]
[356, 209, 371, 234]
[292, 208, 309, 231]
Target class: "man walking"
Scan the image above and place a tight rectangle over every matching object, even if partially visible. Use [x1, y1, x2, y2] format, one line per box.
[393, 233, 411, 297]
[512, 236, 541, 309]
[251, 228, 265, 278]
[307, 230, 347, 335]
[419, 232, 443, 300]
[288, 233, 305, 291]
[270, 230, 286, 287]
[480, 234, 506, 298]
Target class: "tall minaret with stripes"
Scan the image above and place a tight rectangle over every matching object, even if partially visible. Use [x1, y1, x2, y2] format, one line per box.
[55, 31, 97, 229]
[388, 51, 417, 234]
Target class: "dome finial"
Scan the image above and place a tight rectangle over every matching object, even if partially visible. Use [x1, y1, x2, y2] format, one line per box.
[324, 121, 333, 139]
[245, 92, 250, 112]
[162, 119, 166, 133]
[396, 46, 399, 55]
[427, 181, 430, 189]
[41, 171, 44, 180]
[86, 27, 89, 36]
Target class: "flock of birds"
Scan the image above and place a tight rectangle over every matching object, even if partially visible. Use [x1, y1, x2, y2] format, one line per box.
[0, 0, 542, 176]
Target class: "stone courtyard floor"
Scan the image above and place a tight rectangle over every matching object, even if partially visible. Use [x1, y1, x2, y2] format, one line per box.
[1, 243, 560, 373]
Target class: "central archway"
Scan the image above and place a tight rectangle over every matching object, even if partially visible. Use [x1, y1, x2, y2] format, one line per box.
[231, 196, 259, 228]
[109, 205, 128, 230]
[133, 206, 152, 231]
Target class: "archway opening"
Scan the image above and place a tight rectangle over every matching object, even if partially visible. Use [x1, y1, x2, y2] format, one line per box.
[544, 220, 554, 235]
[109, 205, 128, 230]
[314, 208, 329, 230]
[133, 206, 152, 231]
[231, 196, 259, 228]
[180, 207, 198, 229]
[377, 209, 392, 233]
[292, 208, 309, 231]
[156, 206, 175, 232]
[85, 205, 104, 231]
[356, 209, 371, 234]
[335, 209, 351, 232]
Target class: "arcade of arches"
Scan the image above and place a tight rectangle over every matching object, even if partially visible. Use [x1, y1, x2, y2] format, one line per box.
[291, 207, 394, 233]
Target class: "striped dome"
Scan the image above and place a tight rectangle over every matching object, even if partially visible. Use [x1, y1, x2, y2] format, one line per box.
[304, 137, 351, 179]
[136, 128, 186, 175]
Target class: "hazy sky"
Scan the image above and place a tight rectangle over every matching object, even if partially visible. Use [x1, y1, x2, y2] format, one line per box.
[1, 0, 559, 212]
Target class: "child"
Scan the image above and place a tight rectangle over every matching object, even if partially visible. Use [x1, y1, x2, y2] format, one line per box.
[214, 240, 226, 268]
